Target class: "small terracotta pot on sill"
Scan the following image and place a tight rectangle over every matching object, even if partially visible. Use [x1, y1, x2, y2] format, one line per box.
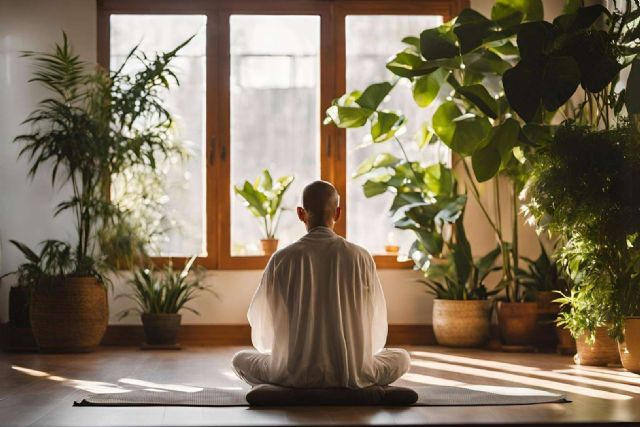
[261, 239, 279, 257]
[618, 317, 640, 373]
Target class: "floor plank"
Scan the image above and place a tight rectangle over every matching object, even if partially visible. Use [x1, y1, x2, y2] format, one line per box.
[1, 346, 640, 426]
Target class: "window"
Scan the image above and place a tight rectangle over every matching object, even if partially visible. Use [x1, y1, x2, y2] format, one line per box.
[109, 14, 207, 257]
[99, 0, 460, 269]
[229, 15, 321, 257]
[345, 15, 448, 257]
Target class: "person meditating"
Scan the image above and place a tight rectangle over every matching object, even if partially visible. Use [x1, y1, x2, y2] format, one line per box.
[232, 180, 410, 389]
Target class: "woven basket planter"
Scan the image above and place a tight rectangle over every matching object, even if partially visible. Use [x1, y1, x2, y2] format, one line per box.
[30, 276, 108, 353]
[496, 301, 538, 346]
[618, 317, 640, 374]
[432, 299, 492, 348]
[575, 327, 620, 366]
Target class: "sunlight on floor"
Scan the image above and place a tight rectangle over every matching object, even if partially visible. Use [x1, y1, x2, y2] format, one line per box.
[411, 351, 640, 394]
[118, 378, 203, 392]
[409, 359, 632, 400]
[11, 365, 130, 394]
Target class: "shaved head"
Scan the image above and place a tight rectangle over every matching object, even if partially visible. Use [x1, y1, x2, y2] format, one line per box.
[300, 180, 340, 229]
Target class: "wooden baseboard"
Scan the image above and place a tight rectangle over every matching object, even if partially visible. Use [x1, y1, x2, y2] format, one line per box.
[101, 324, 437, 347]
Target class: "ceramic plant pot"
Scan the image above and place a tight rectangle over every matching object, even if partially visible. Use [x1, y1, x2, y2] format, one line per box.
[30, 276, 108, 352]
[260, 239, 279, 257]
[496, 301, 538, 347]
[575, 327, 621, 366]
[556, 326, 577, 356]
[432, 299, 493, 347]
[618, 317, 640, 374]
[141, 313, 182, 346]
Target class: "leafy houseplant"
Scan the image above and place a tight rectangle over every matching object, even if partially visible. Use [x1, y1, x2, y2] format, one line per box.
[324, 0, 550, 348]
[118, 256, 210, 347]
[515, 1, 640, 367]
[234, 169, 294, 256]
[421, 213, 501, 347]
[10, 33, 190, 352]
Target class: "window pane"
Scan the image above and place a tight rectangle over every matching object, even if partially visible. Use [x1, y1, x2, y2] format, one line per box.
[110, 15, 207, 257]
[345, 15, 449, 256]
[230, 15, 320, 256]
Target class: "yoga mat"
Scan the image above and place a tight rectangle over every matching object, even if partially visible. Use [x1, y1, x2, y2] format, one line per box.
[74, 385, 568, 407]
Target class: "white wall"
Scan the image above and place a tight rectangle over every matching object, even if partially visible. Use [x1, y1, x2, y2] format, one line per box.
[0, 0, 563, 325]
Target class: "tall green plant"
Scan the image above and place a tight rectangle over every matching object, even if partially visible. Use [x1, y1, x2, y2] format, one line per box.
[234, 170, 294, 240]
[12, 32, 191, 280]
[324, 1, 549, 301]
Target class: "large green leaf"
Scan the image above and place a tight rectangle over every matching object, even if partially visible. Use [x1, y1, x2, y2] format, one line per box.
[492, 0, 543, 24]
[386, 51, 429, 78]
[456, 84, 499, 118]
[362, 179, 388, 197]
[412, 69, 448, 108]
[553, 4, 608, 33]
[570, 31, 621, 93]
[492, 118, 521, 166]
[451, 115, 492, 155]
[390, 191, 424, 213]
[354, 152, 401, 177]
[420, 27, 459, 60]
[432, 101, 462, 145]
[503, 58, 543, 122]
[417, 230, 444, 256]
[423, 163, 454, 196]
[433, 102, 491, 155]
[371, 111, 405, 142]
[471, 143, 501, 182]
[325, 105, 372, 128]
[627, 58, 640, 114]
[453, 9, 495, 54]
[463, 50, 511, 74]
[356, 82, 394, 110]
[516, 21, 555, 60]
[541, 56, 580, 111]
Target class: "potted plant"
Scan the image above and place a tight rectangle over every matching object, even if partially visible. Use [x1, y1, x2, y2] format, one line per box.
[117, 256, 210, 348]
[324, 1, 551, 349]
[517, 241, 568, 351]
[234, 169, 294, 256]
[421, 215, 500, 347]
[10, 33, 190, 352]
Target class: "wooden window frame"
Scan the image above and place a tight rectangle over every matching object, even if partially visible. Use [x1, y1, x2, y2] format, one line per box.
[97, 0, 467, 271]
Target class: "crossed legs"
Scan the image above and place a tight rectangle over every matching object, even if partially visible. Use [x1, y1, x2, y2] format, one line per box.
[232, 348, 410, 387]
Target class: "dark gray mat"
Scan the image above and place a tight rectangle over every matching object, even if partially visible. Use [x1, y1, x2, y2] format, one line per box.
[74, 385, 568, 407]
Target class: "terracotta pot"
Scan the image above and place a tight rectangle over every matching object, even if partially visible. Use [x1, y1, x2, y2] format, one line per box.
[9, 285, 30, 328]
[618, 317, 640, 374]
[30, 276, 108, 352]
[432, 299, 492, 347]
[496, 301, 538, 346]
[260, 239, 279, 257]
[556, 326, 577, 355]
[536, 291, 560, 351]
[141, 313, 182, 346]
[575, 327, 620, 366]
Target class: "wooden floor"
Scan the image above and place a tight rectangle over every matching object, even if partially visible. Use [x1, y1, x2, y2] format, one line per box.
[2, 346, 640, 426]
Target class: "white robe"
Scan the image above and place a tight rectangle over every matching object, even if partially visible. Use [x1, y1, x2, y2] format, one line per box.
[232, 226, 410, 389]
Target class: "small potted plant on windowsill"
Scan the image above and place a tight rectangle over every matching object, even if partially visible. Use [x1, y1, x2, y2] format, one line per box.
[234, 169, 294, 257]
[117, 256, 211, 349]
